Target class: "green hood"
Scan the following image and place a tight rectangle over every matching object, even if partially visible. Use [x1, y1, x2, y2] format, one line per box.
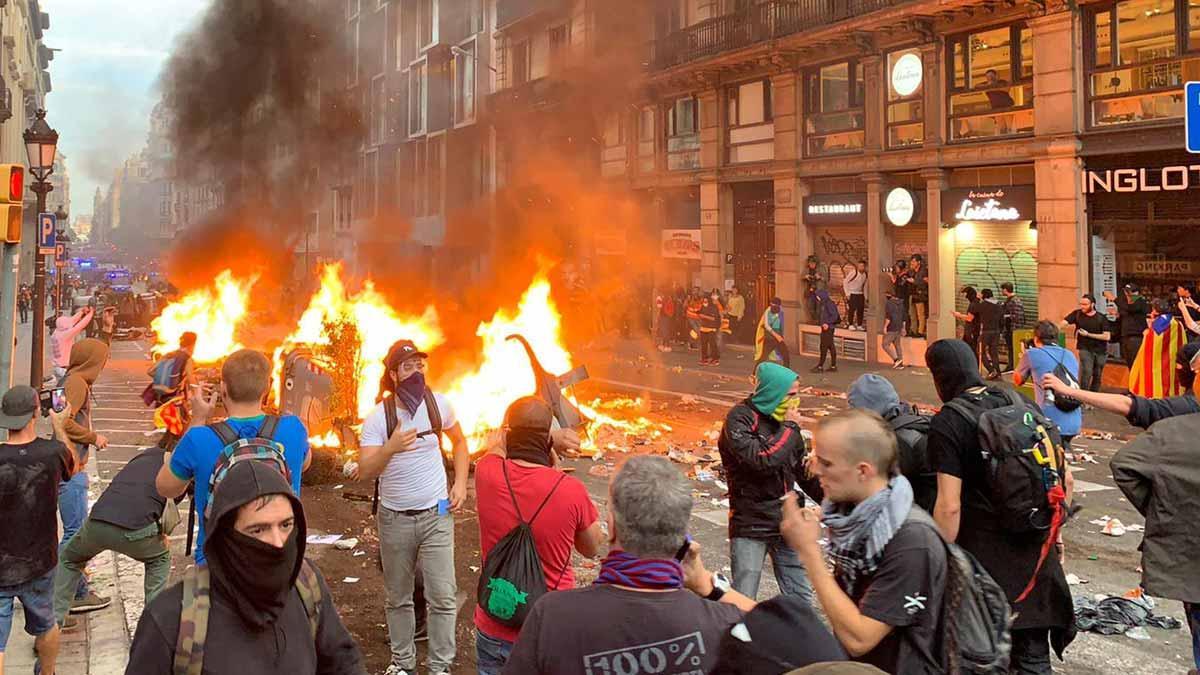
[750, 362, 799, 416]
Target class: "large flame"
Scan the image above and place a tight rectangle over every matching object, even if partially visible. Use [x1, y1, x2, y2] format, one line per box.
[280, 264, 445, 419]
[151, 270, 256, 363]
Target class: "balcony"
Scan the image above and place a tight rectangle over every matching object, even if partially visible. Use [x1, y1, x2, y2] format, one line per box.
[650, 0, 899, 71]
[497, 0, 566, 31]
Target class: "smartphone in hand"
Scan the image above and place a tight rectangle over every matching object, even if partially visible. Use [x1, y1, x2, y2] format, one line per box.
[39, 387, 67, 416]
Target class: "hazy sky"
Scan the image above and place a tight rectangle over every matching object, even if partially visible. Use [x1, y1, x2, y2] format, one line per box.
[43, 0, 209, 215]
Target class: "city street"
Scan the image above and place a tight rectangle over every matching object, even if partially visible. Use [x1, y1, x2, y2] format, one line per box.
[3, 327, 1190, 674]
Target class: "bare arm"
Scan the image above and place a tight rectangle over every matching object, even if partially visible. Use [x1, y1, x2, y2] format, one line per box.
[1179, 299, 1200, 335]
[573, 521, 605, 559]
[447, 423, 471, 510]
[1041, 373, 1132, 416]
[933, 474, 963, 542]
[155, 463, 190, 499]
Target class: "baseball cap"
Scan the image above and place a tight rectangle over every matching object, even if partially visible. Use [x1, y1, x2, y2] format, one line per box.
[384, 339, 428, 368]
[0, 385, 39, 430]
[1123, 283, 1139, 293]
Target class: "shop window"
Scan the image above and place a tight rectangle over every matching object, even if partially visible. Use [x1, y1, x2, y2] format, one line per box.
[667, 97, 700, 171]
[804, 61, 865, 157]
[947, 25, 1035, 140]
[1087, 0, 1199, 127]
[886, 48, 924, 149]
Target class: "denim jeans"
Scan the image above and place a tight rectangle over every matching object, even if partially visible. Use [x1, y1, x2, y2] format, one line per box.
[730, 536, 813, 604]
[1186, 602, 1200, 670]
[377, 506, 457, 673]
[476, 628, 514, 675]
[882, 331, 903, 363]
[0, 570, 57, 651]
[58, 470, 90, 599]
[1078, 350, 1107, 392]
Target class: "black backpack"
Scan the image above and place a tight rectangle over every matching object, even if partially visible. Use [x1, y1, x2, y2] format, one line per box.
[906, 509, 1013, 674]
[888, 410, 938, 512]
[476, 461, 567, 628]
[944, 387, 1069, 601]
[1037, 347, 1082, 413]
[372, 389, 442, 516]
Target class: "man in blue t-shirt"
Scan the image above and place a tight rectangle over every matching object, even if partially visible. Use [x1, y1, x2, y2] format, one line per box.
[1015, 320, 1083, 443]
[155, 349, 310, 564]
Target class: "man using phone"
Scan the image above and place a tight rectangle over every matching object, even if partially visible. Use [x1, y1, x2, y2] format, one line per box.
[0, 385, 79, 675]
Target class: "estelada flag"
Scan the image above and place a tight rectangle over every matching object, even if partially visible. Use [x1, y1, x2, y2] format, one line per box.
[1129, 316, 1187, 398]
[153, 395, 189, 436]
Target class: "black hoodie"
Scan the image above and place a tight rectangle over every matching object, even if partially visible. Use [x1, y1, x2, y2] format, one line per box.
[126, 462, 365, 675]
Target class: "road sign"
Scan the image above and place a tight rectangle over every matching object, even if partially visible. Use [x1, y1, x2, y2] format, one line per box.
[1188, 82, 1200, 153]
[37, 212, 56, 254]
[54, 242, 66, 267]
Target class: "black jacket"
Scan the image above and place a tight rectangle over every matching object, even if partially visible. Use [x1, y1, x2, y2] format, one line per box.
[1126, 393, 1200, 429]
[718, 401, 816, 538]
[1116, 293, 1150, 338]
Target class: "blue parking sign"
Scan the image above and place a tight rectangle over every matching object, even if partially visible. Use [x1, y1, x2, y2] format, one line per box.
[37, 212, 56, 254]
[1188, 82, 1200, 153]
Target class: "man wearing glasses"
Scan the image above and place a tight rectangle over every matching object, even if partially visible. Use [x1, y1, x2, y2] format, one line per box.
[357, 339, 471, 675]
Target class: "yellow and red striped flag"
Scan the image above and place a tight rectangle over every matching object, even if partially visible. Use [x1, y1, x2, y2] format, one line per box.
[1129, 317, 1187, 398]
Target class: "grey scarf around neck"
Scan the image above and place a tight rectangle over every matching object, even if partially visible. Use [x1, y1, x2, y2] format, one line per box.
[821, 475, 914, 597]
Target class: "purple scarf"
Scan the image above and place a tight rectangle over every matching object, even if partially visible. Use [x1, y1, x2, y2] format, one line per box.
[593, 550, 684, 590]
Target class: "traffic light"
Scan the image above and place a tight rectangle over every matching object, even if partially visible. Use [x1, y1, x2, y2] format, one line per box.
[0, 164, 23, 243]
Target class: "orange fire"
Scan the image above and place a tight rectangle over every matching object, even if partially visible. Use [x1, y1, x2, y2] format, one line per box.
[151, 270, 256, 363]
[278, 263, 444, 419]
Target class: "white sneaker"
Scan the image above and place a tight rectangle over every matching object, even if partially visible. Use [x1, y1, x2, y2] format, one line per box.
[893, 360, 905, 369]
[382, 666, 409, 675]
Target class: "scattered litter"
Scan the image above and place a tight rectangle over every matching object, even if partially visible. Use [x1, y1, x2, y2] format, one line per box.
[1074, 593, 1181, 635]
[143, 430, 159, 437]
[588, 465, 614, 478]
[713, 479, 728, 492]
[1102, 519, 1127, 537]
[469, 566, 480, 573]
[342, 577, 360, 584]
[693, 470, 715, 482]
[307, 534, 343, 545]
[1088, 555, 1099, 561]
[352, 551, 366, 557]
[1075, 452, 1099, 464]
[1085, 432, 1116, 441]
[711, 498, 729, 508]
[705, 430, 720, 442]
[1066, 573, 1089, 585]
[333, 484, 344, 490]
[334, 538, 359, 550]
[1126, 523, 1144, 532]
[1124, 627, 1151, 641]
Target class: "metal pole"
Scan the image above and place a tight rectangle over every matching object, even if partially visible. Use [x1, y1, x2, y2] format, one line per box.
[0, 242, 20, 391]
[29, 181, 49, 387]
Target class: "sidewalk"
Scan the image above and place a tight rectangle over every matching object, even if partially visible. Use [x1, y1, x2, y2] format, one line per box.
[589, 334, 1136, 438]
[3, 321, 133, 675]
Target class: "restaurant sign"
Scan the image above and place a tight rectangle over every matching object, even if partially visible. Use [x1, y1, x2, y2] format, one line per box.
[941, 185, 1036, 224]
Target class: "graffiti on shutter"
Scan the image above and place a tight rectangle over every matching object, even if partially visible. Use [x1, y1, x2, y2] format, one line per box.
[954, 222, 1038, 330]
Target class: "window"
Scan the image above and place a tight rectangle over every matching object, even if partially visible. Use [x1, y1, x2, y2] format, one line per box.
[804, 61, 865, 156]
[727, 79, 774, 163]
[667, 97, 700, 170]
[947, 24, 1035, 140]
[549, 23, 570, 59]
[1087, 0, 1199, 127]
[428, 136, 444, 215]
[408, 62, 427, 136]
[469, 0, 485, 35]
[728, 79, 772, 126]
[417, 0, 437, 49]
[363, 152, 378, 217]
[603, 114, 624, 147]
[455, 41, 477, 125]
[510, 40, 530, 86]
[334, 187, 353, 232]
[413, 141, 427, 216]
[349, 18, 360, 86]
[347, 0, 359, 19]
[886, 48, 924, 148]
[637, 107, 656, 173]
[370, 75, 386, 145]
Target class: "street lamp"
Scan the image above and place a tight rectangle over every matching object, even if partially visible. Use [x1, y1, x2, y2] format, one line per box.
[24, 109, 58, 387]
[54, 205, 68, 314]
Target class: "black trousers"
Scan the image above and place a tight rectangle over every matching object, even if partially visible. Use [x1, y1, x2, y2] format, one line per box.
[818, 327, 836, 367]
[847, 294, 865, 326]
[1010, 628, 1052, 675]
[700, 331, 719, 362]
[981, 331, 1001, 375]
[1122, 335, 1144, 366]
[756, 335, 790, 369]
[1003, 329, 1016, 371]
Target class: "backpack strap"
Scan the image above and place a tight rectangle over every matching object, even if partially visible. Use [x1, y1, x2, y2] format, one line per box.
[295, 559, 323, 641]
[501, 460, 567, 527]
[383, 396, 398, 439]
[173, 567, 212, 675]
[257, 414, 280, 441]
[208, 421, 239, 448]
[889, 413, 926, 432]
[424, 388, 442, 439]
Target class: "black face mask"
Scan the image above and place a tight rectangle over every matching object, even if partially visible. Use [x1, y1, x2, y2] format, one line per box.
[505, 427, 553, 467]
[208, 527, 299, 632]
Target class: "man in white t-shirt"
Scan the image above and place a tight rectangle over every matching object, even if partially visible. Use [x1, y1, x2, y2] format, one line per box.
[358, 339, 470, 675]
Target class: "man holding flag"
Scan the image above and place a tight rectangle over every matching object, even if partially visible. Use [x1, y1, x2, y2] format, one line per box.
[1130, 299, 1188, 399]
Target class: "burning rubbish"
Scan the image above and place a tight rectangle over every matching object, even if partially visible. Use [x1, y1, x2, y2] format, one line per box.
[150, 263, 671, 459]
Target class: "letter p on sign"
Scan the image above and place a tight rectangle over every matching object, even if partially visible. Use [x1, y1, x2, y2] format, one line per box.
[1188, 82, 1200, 154]
[37, 212, 55, 254]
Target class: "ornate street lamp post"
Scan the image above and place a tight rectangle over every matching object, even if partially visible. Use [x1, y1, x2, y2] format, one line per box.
[24, 109, 58, 386]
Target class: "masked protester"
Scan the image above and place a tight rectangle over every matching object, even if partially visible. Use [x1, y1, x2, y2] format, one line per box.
[357, 339, 470, 675]
[718, 362, 817, 602]
[126, 461, 365, 674]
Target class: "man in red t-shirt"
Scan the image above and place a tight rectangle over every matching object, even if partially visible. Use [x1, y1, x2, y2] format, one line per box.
[473, 397, 603, 674]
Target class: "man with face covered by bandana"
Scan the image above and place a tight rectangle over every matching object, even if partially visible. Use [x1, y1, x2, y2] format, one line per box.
[718, 362, 819, 603]
[357, 339, 470, 675]
[126, 461, 365, 674]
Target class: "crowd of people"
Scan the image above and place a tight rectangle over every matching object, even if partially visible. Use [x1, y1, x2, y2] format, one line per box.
[4, 267, 1200, 675]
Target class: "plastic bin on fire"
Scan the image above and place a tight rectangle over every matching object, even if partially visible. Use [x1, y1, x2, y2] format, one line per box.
[277, 334, 590, 448]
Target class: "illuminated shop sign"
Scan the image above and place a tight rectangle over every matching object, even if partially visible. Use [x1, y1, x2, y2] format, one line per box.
[805, 193, 867, 225]
[941, 186, 1035, 224]
[1083, 166, 1200, 193]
